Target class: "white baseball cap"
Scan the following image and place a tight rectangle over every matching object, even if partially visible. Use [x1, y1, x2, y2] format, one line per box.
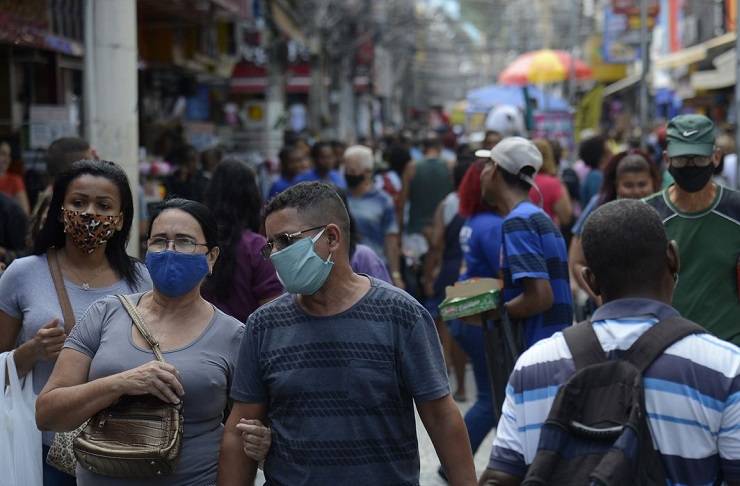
[475, 136, 543, 175]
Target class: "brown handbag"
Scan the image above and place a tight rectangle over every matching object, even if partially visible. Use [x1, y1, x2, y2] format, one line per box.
[72, 294, 183, 478]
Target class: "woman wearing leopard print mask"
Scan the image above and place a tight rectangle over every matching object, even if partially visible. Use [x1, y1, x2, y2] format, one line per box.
[0, 159, 153, 485]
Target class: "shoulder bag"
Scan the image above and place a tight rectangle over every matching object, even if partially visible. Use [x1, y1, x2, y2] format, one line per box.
[45, 248, 86, 476]
[72, 294, 183, 478]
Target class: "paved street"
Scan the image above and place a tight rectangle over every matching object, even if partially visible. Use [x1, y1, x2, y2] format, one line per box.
[418, 364, 495, 485]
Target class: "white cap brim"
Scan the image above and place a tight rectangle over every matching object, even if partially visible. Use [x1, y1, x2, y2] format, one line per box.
[475, 149, 492, 159]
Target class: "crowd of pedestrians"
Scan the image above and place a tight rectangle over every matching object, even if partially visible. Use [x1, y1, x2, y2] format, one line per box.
[0, 112, 739, 485]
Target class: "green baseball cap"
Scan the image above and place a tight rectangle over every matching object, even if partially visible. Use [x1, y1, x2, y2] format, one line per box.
[666, 114, 715, 158]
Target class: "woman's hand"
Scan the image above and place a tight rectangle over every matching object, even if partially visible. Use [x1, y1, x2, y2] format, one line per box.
[117, 360, 184, 404]
[32, 319, 66, 361]
[236, 419, 272, 462]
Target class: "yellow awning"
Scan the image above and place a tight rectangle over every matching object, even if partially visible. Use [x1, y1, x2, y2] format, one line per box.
[654, 32, 735, 69]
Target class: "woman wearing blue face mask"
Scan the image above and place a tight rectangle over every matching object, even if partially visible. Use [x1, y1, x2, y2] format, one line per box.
[36, 198, 271, 485]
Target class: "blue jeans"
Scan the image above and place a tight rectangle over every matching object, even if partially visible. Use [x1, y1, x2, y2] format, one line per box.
[42, 445, 76, 486]
[452, 322, 497, 454]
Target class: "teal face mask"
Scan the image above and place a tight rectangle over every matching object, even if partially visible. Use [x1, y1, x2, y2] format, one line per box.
[270, 228, 334, 295]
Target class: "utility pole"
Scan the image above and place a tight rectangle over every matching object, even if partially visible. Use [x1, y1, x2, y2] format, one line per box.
[568, 1, 580, 102]
[735, 3, 740, 190]
[639, 0, 651, 148]
[83, 0, 139, 251]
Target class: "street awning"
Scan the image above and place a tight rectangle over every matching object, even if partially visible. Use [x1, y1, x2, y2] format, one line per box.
[270, 0, 305, 44]
[691, 48, 736, 90]
[603, 72, 641, 96]
[654, 31, 735, 69]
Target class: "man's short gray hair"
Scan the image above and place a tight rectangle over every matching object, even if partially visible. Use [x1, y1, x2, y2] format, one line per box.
[343, 145, 374, 171]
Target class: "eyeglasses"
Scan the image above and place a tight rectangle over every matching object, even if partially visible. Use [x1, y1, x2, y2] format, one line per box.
[670, 155, 713, 168]
[260, 224, 326, 259]
[147, 237, 209, 254]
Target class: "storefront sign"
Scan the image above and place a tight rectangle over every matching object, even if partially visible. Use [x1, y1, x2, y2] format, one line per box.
[29, 105, 78, 149]
[603, 7, 641, 63]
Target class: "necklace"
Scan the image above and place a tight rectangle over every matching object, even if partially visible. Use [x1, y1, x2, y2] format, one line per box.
[59, 252, 110, 290]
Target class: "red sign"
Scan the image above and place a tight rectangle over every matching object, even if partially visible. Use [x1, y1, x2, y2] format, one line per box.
[727, 0, 737, 32]
[611, 0, 660, 16]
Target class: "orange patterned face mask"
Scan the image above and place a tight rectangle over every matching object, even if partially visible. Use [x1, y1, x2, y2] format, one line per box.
[62, 208, 121, 254]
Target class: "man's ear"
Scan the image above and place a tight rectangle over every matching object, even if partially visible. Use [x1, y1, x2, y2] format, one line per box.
[712, 147, 722, 168]
[667, 240, 680, 277]
[581, 266, 601, 297]
[325, 223, 342, 254]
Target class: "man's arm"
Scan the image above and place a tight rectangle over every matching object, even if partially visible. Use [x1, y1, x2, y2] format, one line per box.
[384, 233, 404, 288]
[504, 278, 553, 319]
[421, 203, 445, 297]
[417, 395, 477, 486]
[398, 163, 415, 234]
[217, 401, 267, 486]
[478, 468, 522, 486]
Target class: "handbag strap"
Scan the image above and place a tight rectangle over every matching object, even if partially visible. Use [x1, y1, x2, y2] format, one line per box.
[117, 294, 166, 363]
[47, 248, 76, 334]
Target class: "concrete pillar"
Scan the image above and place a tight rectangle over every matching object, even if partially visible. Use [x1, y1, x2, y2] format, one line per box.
[84, 0, 139, 250]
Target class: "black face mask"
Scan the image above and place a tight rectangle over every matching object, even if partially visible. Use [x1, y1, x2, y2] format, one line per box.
[345, 174, 365, 189]
[669, 165, 714, 193]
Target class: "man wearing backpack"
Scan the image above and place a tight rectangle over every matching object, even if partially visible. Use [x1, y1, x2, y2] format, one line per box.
[479, 199, 740, 486]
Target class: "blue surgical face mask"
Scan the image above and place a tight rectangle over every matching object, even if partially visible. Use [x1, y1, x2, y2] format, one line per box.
[270, 228, 334, 295]
[145, 250, 210, 298]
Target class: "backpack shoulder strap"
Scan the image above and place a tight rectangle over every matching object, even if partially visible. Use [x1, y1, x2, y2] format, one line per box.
[623, 315, 706, 372]
[563, 320, 608, 370]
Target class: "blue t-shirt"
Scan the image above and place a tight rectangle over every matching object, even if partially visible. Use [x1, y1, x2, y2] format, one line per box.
[459, 211, 504, 280]
[231, 278, 449, 485]
[347, 189, 398, 261]
[268, 176, 298, 199]
[294, 168, 347, 189]
[580, 169, 603, 207]
[571, 194, 600, 236]
[501, 201, 572, 348]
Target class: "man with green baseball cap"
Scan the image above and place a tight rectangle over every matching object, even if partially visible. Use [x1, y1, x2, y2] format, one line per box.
[645, 114, 740, 344]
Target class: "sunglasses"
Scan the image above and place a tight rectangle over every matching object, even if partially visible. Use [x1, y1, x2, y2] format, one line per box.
[260, 224, 327, 259]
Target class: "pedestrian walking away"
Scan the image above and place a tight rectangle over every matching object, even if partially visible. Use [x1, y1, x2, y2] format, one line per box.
[480, 199, 740, 486]
[201, 159, 283, 322]
[217, 182, 477, 486]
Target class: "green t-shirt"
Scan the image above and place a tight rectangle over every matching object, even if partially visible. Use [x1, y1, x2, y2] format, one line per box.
[645, 186, 740, 344]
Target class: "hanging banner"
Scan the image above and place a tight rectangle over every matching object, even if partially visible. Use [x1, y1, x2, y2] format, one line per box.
[603, 7, 640, 63]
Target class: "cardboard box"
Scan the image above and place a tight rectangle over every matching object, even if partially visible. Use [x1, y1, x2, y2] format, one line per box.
[438, 278, 502, 322]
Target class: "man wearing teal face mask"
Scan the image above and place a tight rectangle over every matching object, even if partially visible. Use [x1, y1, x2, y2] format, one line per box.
[218, 182, 476, 486]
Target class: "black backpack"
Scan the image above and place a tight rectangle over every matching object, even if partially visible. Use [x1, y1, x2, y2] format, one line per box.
[522, 316, 705, 486]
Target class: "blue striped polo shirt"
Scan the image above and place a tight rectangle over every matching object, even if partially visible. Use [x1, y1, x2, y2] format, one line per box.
[501, 201, 572, 347]
[489, 298, 740, 485]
